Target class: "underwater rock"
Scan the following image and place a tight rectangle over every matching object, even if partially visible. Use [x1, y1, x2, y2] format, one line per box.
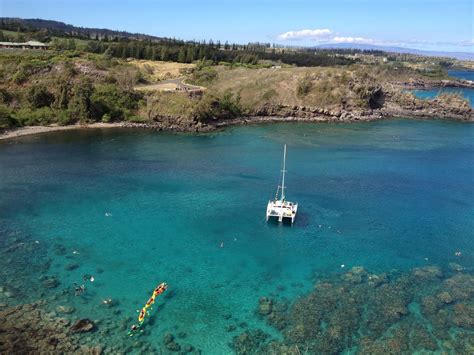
[411, 323, 438, 351]
[177, 331, 187, 339]
[267, 310, 288, 330]
[41, 276, 59, 289]
[56, 305, 75, 314]
[442, 274, 474, 302]
[263, 341, 299, 354]
[165, 341, 181, 352]
[342, 266, 368, 284]
[231, 330, 270, 355]
[448, 263, 464, 272]
[412, 266, 443, 280]
[421, 296, 441, 315]
[0, 302, 102, 353]
[181, 344, 194, 353]
[436, 291, 453, 304]
[225, 325, 237, 332]
[239, 322, 248, 328]
[163, 333, 175, 344]
[65, 263, 79, 271]
[453, 303, 474, 328]
[258, 297, 273, 315]
[70, 319, 96, 333]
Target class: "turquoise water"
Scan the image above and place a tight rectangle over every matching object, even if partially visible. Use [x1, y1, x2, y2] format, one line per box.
[0, 120, 473, 353]
[410, 87, 473, 106]
[410, 70, 474, 106]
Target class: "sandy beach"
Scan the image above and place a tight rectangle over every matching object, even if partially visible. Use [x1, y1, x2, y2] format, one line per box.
[0, 123, 125, 141]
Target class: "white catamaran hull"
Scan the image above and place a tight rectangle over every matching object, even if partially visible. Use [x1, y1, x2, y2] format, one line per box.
[266, 200, 298, 223]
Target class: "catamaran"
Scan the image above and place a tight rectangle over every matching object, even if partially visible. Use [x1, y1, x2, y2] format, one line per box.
[266, 144, 298, 224]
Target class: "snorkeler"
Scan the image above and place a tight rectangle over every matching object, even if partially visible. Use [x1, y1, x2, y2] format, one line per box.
[73, 282, 86, 296]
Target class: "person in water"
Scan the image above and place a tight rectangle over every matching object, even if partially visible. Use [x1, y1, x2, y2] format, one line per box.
[73, 282, 85, 296]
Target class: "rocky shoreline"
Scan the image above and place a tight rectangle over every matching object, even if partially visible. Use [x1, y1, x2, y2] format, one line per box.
[0, 85, 472, 140]
[392, 78, 474, 90]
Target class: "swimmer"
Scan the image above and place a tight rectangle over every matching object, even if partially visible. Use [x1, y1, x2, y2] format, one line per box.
[73, 283, 86, 296]
[220, 242, 224, 248]
[455, 251, 462, 257]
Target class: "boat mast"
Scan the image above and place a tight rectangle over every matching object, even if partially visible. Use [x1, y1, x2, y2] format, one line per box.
[281, 144, 286, 201]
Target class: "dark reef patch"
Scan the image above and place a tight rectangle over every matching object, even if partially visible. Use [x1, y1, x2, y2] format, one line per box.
[233, 265, 474, 354]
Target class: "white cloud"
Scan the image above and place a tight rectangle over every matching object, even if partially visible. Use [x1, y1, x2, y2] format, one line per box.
[278, 28, 332, 41]
[332, 36, 374, 44]
[277, 28, 376, 44]
[277, 28, 473, 51]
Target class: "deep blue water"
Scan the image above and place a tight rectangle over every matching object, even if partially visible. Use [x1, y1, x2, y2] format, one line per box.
[0, 120, 473, 352]
[449, 69, 474, 81]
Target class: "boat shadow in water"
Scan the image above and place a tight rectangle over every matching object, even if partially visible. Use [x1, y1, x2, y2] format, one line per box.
[265, 210, 310, 228]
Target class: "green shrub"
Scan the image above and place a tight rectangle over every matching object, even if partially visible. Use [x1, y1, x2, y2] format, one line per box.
[190, 66, 218, 85]
[219, 91, 242, 117]
[0, 105, 17, 129]
[101, 113, 111, 123]
[14, 107, 55, 126]
[12, 69, 28, 84]
[262, 89, 277, 101]
[0, 88, 12, 104]
[91, 84, 142, 121]
[296, 74, 313, 97]
[68, 77, 93, 122]
[57, 110, 74, 126]
[27, 84, 54, 109]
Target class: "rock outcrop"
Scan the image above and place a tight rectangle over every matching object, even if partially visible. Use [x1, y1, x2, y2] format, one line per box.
[0, 301, 102, 353]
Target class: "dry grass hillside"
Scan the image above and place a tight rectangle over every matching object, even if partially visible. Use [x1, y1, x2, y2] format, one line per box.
[203, 64, 411, 111]
[130, 60, 195, 82]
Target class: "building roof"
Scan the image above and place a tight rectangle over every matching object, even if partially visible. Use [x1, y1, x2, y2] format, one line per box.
[0, 41, 48, 47]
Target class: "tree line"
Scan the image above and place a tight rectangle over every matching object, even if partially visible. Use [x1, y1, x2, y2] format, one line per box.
[0, 19, 355, 67]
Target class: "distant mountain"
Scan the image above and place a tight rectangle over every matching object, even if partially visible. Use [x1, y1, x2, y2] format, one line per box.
[0, 17, 163, 41]
[316, 43, 473, 61]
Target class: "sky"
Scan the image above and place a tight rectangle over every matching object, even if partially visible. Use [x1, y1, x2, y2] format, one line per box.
[1, 0, 473, 52]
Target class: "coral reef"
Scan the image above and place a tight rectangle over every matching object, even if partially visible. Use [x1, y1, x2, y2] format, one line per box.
[239, 265, 474, 354]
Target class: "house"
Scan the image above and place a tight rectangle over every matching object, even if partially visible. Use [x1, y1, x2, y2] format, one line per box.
[0, 41, 49, 50]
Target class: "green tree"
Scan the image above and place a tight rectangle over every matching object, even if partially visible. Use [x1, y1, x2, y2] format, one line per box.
[68, 78, 94, 121]
[54, 76, 71, 110]
[178, 47, 187, 63]
[27, 84, 54, 109]
[186, 47, 195, 63]
[160, 46, 169, 61]
[0, 105, 16, 129]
